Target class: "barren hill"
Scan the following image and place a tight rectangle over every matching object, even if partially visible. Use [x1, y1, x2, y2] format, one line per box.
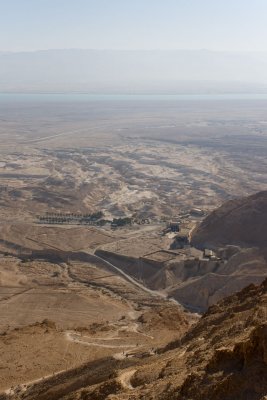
[191, 190, 267, 251]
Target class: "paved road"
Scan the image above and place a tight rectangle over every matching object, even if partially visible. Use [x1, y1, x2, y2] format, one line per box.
[21, 128, 89, 144]
[90, 252, 168, 300]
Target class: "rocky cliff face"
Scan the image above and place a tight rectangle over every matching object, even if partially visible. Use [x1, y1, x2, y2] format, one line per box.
[134, 279, 267, 400]
[170, 280, 267, 400]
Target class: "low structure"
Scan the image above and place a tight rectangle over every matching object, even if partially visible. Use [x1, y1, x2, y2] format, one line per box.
[204, 249, 215, 259]
[190, 208, 205, 217]
[169, 220, 180, 232]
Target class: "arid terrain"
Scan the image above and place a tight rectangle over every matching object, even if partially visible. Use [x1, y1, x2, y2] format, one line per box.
[0, 97, 267, 222]
[0, 96, 266, 399]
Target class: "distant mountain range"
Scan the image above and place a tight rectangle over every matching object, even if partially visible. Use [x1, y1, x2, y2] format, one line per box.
[1, 49, 267, 94]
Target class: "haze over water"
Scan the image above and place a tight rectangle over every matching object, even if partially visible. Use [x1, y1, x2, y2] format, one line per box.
[2, 93, 267, 103]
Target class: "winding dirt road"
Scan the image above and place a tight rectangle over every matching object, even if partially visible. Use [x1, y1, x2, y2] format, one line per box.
[118, 369, 137, 390]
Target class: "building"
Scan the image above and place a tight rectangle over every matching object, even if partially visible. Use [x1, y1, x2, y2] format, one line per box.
[204, 249, 214, 258]
[190, 208, 205, 217]
[169, 220, 180, 232]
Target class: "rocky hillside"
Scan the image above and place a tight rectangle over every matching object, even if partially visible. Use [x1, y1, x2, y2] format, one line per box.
[68, 278, 267, 400]
[4, 278, 266, 400]
[191, 190, 267, 251]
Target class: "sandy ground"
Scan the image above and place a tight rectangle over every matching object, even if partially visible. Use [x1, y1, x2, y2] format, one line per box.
[0, 242, 190, 392]
[0, 299, 186, 392]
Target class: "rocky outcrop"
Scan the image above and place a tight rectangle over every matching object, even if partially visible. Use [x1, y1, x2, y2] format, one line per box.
[133, 278, 267, 400]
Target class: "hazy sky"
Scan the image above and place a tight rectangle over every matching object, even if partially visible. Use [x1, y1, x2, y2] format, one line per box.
[1, 0, 267, 52]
